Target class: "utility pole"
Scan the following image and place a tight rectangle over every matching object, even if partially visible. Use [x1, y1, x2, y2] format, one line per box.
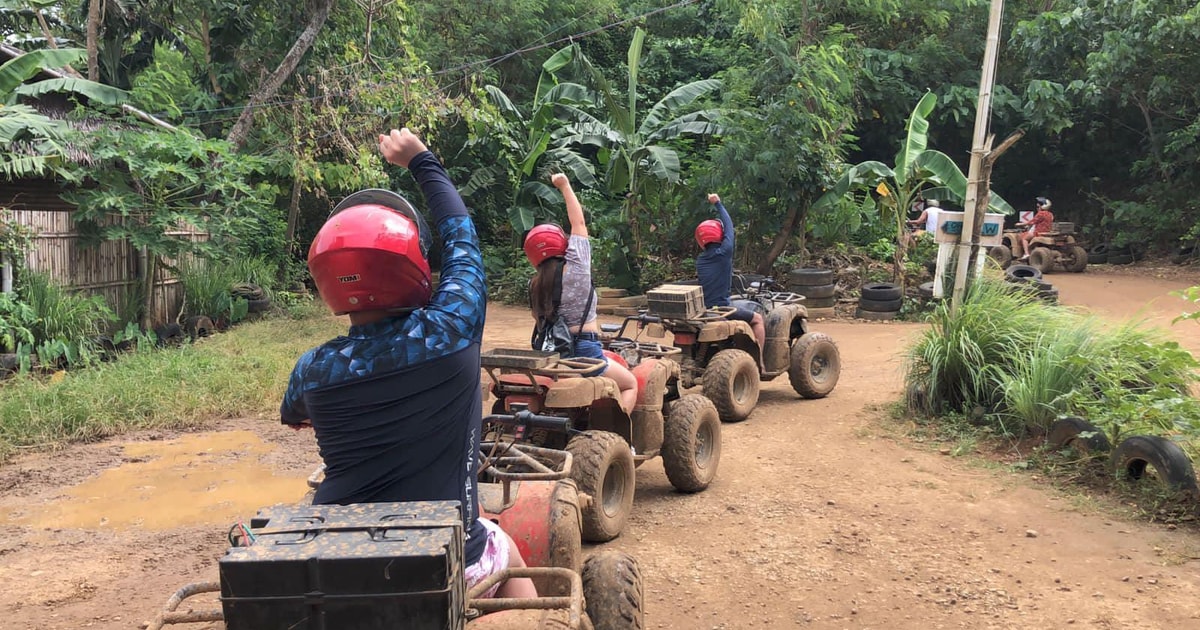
[951, 0, 1005, 312]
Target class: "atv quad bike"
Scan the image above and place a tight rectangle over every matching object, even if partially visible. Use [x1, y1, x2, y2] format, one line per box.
[628, 283, 841, 423]
[991, 222, 1088, 273]
[483, 349, 721, 543]
[146, 432, 644, 630]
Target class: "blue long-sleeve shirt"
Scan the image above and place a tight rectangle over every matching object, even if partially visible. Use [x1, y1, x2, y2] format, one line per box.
[696, 201, 735, 307]
[280, 150, 488, 565]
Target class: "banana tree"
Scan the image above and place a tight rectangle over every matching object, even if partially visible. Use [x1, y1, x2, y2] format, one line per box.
[1, 47, 128, 179]
[813, 92, 1013, 280]
[464, 47, 598, 233]
[551, 27, 724, 258]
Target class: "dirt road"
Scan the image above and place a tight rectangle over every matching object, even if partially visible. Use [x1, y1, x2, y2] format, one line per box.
[2, 266, 1199, 629]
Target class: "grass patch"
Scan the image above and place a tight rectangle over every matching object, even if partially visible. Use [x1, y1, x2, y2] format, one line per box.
[0, 311, 344, 463]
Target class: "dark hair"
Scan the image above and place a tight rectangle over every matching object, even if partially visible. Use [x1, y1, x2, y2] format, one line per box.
[529, 257, 565, 320]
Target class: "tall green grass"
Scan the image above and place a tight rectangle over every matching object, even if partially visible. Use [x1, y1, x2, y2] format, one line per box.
[906, 278, 1200, 452]
[0, 311, 345, 463]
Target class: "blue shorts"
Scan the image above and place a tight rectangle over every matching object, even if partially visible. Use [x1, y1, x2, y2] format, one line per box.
[571, 333, 608, 376]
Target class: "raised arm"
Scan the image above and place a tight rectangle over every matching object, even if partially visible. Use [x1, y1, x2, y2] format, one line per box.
[709, 193, 734, 253]
[379, 129, 486, 338]
[553, 173, 587, 237]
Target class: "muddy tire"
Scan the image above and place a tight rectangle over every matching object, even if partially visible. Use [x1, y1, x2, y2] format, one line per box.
[582, 551, 645, 630]
[1005, 264, 1043, 281]
[1028, 248, 1055, 273]
[662, 394, 721, 492]
[988, 245, 1013, 268]
[857, 297, 903, 313]
[566, 431, 635, 542]
[854, 308, 899, 320]
[1111, 435, 1199, 496]
[1109, 252, 1134, 265]
[1063, 246, 1088, 272]
[802, 296, 836, 308]
[788, 332, 840, 398]
[1047, 417, 1111, 454]
[184, 315, 214, 339]
[786, 267, 834, 286]
[702, 349, 760, 423]
[793, 282, 836, 299]
[861, 282, 902, 301]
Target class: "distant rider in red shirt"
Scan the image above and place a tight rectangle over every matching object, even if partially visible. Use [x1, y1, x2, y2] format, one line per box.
[1016, 197, 1054, 260]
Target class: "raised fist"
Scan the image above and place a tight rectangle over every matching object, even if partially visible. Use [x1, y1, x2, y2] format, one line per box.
[551, 172, 570, 189]
[378, 128, 428, 168]
[707, 193, 720, 204]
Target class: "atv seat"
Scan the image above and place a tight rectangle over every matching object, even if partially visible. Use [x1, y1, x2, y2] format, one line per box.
[494, 374, 556, 394]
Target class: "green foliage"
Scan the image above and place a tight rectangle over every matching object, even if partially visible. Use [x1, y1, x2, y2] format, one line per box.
[0, 208, 36, 267]
[482, 244, 535, 306]
[130, 42, 214, 121]
[178, 256, 275, 321]
[0, 291, 35, 353]
[0, 309, 347, 462]
[907, 278, 1200, 453]
[16, 270, 116, 368]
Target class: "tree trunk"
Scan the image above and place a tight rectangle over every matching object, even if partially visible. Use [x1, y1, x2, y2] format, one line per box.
[86, 0, 101, 81]
[226, 0, 335, 149]
[285, 171, 303, 252]
[755, 205, 802, 275]
[140, 248, 158, 330]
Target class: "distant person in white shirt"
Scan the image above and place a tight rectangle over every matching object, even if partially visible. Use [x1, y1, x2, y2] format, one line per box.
[907, 199, 942, 236]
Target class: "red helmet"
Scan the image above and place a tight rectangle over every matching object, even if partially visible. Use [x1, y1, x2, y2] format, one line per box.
[695, 219, 723, 248]
[524, 224, 568, 266]
[308, 189, 432, 315]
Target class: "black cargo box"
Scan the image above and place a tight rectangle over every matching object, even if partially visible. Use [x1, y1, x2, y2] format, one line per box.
[219, 501, 466, 630]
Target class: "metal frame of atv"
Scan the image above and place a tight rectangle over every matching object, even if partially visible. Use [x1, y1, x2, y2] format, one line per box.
[622, 293, 841, 423]
[146, 437, 629, 630]
[484, 348, 722, 543]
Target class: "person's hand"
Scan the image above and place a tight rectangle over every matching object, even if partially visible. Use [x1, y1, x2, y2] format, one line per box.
[707, 193, 720, 204]
[378, 128, 427, 168]
[550, 172, 570, 189]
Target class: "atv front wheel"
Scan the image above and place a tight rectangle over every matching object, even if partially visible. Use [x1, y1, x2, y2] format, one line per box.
[789, 332, 841, 398]
[566, 431, 635, 542]
[702, 349, 760, 423]
[1064, 245, 1088, 272]
[583, 551, 645, 630]
[662, 394, 721, 492]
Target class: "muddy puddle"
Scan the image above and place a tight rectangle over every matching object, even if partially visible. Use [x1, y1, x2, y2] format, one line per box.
[7, 430, 307, 530]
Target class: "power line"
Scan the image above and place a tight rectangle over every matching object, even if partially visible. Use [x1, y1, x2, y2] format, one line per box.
[162, 0, 700, 119]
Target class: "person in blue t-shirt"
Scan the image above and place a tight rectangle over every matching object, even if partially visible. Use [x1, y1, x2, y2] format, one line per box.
[695, 193, 765, 355]
[280, 128, 535, 600]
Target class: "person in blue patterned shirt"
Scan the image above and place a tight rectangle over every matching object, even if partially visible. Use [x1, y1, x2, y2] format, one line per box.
[280, 128, 536, 600]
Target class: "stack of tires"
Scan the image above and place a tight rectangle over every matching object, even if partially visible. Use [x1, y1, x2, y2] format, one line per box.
[1090, 243, 1135, 265]
[785, 268, 836, 318]
[1005, 264, 1058, 304]
[1088, 244, 1109, 265]
[856, 282, 903, 321]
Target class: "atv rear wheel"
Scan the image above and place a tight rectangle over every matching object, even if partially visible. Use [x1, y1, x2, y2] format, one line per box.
[988, 245, 1013, 268]
[1028, 248, 1055, 273]
[1064, 245, 1088, 272]
[583, 551, 645, 630]
[662, 394, 721, 492]
[566, 431, 635, 542]
[702, 349, 760, 423]
[788, 332, 840, 398]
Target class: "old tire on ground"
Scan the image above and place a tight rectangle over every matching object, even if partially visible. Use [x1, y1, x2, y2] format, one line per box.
[786, 267, 834, 286]
[230, 282, 264, 300]
[1090, 250, 1108, 264]
[857, 297, 903, 313]
[154, 323, 184, 346]
[854, 308, 899, 321]
[662, 394, 721, 492]
[582, 551, 644, 630]
[1005, 264, 1043, 281]
[184, 315, 214, 339]
[247, 297, 272, 313]
[566, 431, 635, 542]
[988, 245, 1013, 268]
[802, 296, 836, 308]
[1027, 248, 1055, 273]
[1064, 245, 1088, 272]
[789, 332, 840, 398]
[792, 282, 836, 299]
[1047, 417, 1111, 454]
[702, 349, 760, 423]
[1108, 252, 1134, 265]
[805, 306, 836, 319]
[917, 281, 935, 299]
[1111, 435, 1199, 496]
[860, 282, 902, 301]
